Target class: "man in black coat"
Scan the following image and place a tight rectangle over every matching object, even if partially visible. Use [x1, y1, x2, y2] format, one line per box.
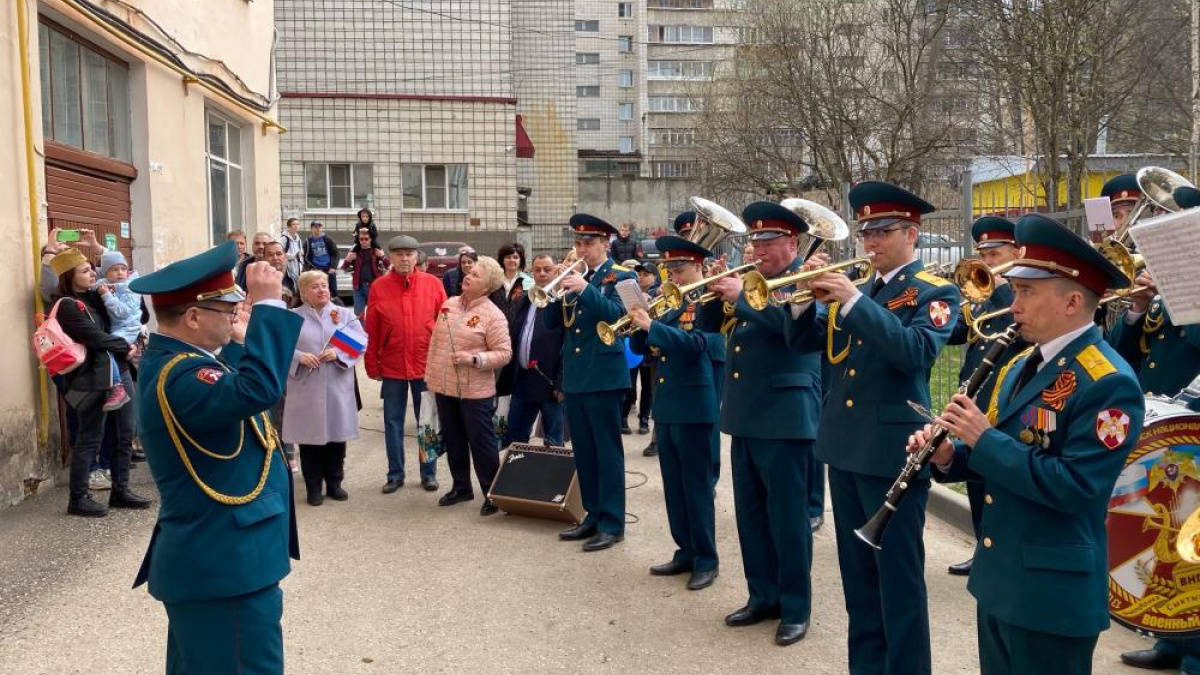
[500, 253, 566, 447]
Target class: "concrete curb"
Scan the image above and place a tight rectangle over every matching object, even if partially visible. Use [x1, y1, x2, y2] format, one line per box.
[927, 482, 974, 537]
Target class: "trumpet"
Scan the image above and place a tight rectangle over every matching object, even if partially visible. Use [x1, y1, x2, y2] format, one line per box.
[659, 262, 758, 310]
[743, 257, 875, 311]
[530, 250, 589, 308]
[597, 295, 673, 346]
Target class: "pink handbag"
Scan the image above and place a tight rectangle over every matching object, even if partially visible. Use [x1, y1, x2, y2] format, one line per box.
[32, 299, 87, 376]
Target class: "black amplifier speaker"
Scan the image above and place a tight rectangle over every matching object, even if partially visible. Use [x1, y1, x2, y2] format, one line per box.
[488, 443, 585, 524]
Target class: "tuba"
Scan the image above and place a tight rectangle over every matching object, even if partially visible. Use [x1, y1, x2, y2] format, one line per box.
[779, 198, 851, 261]
[530, 249, 589, 308]
[686, 196, 748, 251]
[1116, 166, 1194, 243]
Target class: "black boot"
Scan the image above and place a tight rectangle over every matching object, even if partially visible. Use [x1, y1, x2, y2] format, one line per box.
[109, 490, 152, 509]
[68, 494, 108, 517]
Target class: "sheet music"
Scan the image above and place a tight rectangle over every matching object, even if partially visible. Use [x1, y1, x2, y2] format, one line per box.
[615, 278, 650, 313]
[1130, 209, 1200, 325]
[1084, 197, 1115, 233]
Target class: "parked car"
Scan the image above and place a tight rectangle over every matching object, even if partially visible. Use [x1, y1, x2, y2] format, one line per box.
[420, 241, 470, 279]
[640, 239, 660, 261]
[917, 232, 962, 275]
[334, 244, 355, 301]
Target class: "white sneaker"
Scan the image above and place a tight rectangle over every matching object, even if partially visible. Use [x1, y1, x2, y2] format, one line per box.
[88, 469, 111, 491]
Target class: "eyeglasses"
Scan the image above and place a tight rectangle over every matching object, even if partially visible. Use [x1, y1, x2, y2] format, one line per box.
[193, 305, 240, 321]
[856, 227, 906, 241]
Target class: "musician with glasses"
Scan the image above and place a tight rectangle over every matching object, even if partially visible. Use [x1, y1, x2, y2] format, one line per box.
[626, 235, 725, 591]
[910, 213, 1143, 675]
[1111, 185, 1200, 675]
[944, 216, 1027, 577]
[785, 182, 958, 675]
[707, 202, 823, 646]
[545, 214, 637, 552]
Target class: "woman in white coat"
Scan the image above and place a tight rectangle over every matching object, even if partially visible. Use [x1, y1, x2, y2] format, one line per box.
[283, 271, 367, 505]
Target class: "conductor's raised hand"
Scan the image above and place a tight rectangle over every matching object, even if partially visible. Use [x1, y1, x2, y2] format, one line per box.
[244, 261, 283, 305]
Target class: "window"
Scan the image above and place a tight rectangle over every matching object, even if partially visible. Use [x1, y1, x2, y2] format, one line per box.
[39, 20, 132, 161]
[648, 25, 713, 44]
[647, 60, 714, 80]
[652, 161, 694, 178]
[618, 36, 634, 53]
[576, 52, 600, 65]
[581, 160, 640, 175]
[575, 20, 599, 32]
[619, 70, 634, 87]
[648, 0, 713, 7]
[206, 112, 244, 242]
[402, 164, 468, 210]
[577, 118, 602, 131]
[619, 137, 635, 154]
[618, 2, 634, 17]
[648, 96, 702, 113]
[649, 129, 696, 146]
[577, 85, 601, 98]
[618, 103, 634, 120]
[305, 163, 374, 211]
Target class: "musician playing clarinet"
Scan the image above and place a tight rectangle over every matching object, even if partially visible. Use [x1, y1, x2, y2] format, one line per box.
[910, 214, 1143, 675]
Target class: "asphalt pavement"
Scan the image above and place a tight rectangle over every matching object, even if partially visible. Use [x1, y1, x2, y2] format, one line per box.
[0, 377, 1156, 674]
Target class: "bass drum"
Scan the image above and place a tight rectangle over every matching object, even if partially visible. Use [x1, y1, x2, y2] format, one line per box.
[1108, 396, 1200, 637]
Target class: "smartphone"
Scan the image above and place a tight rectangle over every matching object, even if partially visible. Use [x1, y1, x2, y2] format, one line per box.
[56, 229, 81, 243]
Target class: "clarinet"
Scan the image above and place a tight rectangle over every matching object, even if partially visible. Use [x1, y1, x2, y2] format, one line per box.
[854, 324, 1021, 550]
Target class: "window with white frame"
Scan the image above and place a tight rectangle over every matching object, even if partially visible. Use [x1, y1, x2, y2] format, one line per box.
[402, 164, 468, 210]
[618, 36, 634, 52]
[649, 0, 714, 7]
[652, 161, 694, 178]
[648, 96, 702, 113]
[647, 60, 714, 80]
[305, 163, 374, 211]
[619, 136, 635, 154]
[648, 25, 713, 44]
[618, 103, 634, 120]
[576, 20, 599, 32]
[577, 85, 601, 98]
[206, 112, 244, 243]
[649, 129, 696, 146]
[619, 70, 634, 87]
[576, 52, 600, 65]
[577, 118, 602, 131]
[618, 2, 634, 17]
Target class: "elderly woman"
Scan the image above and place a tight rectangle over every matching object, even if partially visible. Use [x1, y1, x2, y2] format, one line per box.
[283, 271, 367, 505]
[48, 247, 151, 516]
[427, 255, 512, 515]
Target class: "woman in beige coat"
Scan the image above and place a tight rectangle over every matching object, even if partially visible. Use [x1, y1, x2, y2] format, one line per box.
[426, 255, 512, 515]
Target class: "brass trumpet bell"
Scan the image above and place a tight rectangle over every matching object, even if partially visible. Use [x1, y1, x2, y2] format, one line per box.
[743, 257, 874, 311]
[687, 197, 748, 251]
[530, 251, 589, 308]
[659, 262, 758, 310]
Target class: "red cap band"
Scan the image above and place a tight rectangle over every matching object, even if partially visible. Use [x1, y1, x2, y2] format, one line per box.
[858, 201, 921, 224]
[1018, 243, 1109, 296]
[150, 270, 238, 308]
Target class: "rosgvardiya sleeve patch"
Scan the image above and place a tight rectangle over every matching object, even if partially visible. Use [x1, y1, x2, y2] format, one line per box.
[195, 367, 225, 385]
[1096, 409, 1131, 450]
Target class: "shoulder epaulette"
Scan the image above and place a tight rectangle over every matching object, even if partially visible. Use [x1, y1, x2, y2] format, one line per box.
[1076, 344, 1116, 381]
[915, 271, 951, 287]
[611, 264, 631, 272]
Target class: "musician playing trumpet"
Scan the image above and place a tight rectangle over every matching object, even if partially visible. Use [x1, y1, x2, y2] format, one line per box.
[943, 216, 1028, 577]
[784, 182, 957, 675]
[908, 214, 1143, 675]
[626, 236, 726, 591]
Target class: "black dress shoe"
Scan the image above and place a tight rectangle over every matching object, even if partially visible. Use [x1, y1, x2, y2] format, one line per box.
[131, 450, 147, 462]
[638, 421, 650, 435]
[559, 523, 598, 540]
[724, 605, 781, 627]
[642, 442, 658, 457]
[307, 494, 324, 506]
[582, 532, 623, 551]
[422, 478, 439, 492]
[480, 499, 499, 516]
[948, 558, 973, 576]
[381, 479, 404, 494]
[438, 490, 474, 506]
[621, 421, 632, 435]
[67, 495, 108, 517]
[109, 491, 153, 509]
[327, 485, 348, 501]
[775, 622, 809, 646]
[1120, 648, 1182, 670]
[687, 568, 719, 590]
[809, 515, 824, 532]
[650, 560, 691, 576]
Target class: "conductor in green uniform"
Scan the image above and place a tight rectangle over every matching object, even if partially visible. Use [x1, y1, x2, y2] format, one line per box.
[131, 242, 303, 675]
[914, 214, 1144, 675]
[628, 235, 725, 591]
[546, 214, 637, 552]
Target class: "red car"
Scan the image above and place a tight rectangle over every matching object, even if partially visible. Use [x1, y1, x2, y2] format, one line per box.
[419, 241, 470, 279]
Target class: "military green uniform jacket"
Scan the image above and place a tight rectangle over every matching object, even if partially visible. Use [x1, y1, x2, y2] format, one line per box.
[721, 258, 823, 440]
[1108, 299, 1200, 396]
[629, 300, 725, 425]
[134, 304, 303, 603]
[938, 326, 1144, 637]
[786, 259, 960, 477]
[949, 283, 1027, 409]
[544, 258, 637, 394]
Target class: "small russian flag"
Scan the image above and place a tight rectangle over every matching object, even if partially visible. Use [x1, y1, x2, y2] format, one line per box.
[329, 326, 367, 359]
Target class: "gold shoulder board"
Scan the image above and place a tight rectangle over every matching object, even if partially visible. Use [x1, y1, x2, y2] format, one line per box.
[1076, 345, 1116, 381]
[915, 271, 951, 287]
[611, 264, 631, 272]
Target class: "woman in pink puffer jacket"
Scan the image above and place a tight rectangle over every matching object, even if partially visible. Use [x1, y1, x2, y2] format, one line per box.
[426, 255, 513, 516]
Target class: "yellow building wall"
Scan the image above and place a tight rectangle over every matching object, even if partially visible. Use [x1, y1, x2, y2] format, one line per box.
[972, 171, 1123, 215]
